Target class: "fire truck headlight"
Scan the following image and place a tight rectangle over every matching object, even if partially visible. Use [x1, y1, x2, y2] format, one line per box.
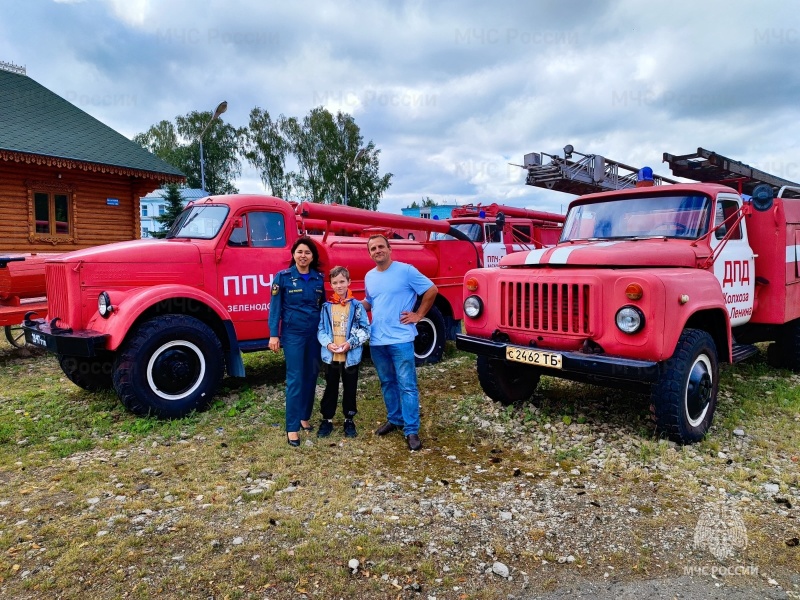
[98, 292, 113, 318]
[615, 305, 644, 334]
[464, 295, 483, 318]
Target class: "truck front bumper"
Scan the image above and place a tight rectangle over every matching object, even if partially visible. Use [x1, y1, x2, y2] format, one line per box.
[455, 333, 661, 383]
[23, 319, 108, 357]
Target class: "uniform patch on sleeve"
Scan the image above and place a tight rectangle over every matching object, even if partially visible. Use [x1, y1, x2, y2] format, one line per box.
[271, 283, 280, 296]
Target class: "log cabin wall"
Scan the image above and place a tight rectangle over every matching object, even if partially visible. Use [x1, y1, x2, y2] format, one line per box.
[0, 161, 161, 254]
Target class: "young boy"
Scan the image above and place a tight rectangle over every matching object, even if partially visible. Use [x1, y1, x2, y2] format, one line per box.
[316, 266, 370, 437]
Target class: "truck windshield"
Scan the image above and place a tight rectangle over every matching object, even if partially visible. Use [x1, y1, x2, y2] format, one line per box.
[167, 205, 230, 239]
[560, 195, 711, 242]
[431, 223, 484, 242]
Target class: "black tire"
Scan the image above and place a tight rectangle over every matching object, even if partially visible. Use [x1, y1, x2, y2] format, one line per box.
[414, 305, 446, 366]
[766, 342, 784, 369]
[4, 325, 26, 348]
[113, 315, 224, 419]
[650, 329, 718, 444]
[769, 318, 800, 370]
[476, 355, 540, 406]
[58, 354, 115, 391]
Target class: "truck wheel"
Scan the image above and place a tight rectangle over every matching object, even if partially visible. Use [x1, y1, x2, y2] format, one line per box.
[650, 329, 718, 444]
[113, 315, 223, 419]
[58, 354, 114, 391]
[414, 305, 446, 365]
[476, 355, 540, 406]
[4, 325, 26, 348]
[769, 319, 800, 370]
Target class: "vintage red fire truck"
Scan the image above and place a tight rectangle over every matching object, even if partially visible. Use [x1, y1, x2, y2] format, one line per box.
[456, 149, 800, 443]
[23, 195, 483, 418]
[434, 203, 564, 268]
[0, 254, 53, 348]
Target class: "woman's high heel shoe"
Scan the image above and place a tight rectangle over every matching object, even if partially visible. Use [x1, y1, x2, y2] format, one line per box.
[300, 421, 314, 432]
[287, 433, 300, 447]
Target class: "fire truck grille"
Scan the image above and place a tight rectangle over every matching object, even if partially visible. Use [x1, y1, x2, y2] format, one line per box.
[500, 281, 591, 334]
[45, 264, 70, 328]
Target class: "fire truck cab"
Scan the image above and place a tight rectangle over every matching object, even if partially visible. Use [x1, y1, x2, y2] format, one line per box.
[457, 150, 800, 444]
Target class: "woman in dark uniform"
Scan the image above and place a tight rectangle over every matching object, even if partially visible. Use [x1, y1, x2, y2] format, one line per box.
[268, 236, 325, 446]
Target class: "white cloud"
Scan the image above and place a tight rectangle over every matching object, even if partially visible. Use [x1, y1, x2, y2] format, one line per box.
[3, 0, 799, 216]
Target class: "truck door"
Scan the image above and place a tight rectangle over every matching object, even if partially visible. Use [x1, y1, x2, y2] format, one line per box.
[483, 223, 506, 267]
[712, 196, 755, 326]
[217, 211, 288, 341]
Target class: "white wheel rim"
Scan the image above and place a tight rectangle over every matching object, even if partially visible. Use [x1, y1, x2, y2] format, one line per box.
[684, 354, 712, 428]
[146, 340, 206, 401]
[415, 316, 437, 360]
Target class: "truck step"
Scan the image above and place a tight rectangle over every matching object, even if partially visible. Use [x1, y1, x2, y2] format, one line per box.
[731, 342, 760, 364]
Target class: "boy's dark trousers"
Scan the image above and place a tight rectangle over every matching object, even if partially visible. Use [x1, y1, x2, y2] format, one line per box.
[321, 362, 359, 419]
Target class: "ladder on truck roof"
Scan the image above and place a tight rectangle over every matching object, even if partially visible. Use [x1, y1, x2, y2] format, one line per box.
[663, 147, 800, 199]
[521, 145, 679, 195]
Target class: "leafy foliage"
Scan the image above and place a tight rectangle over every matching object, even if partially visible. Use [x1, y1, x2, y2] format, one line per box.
[407, 196, 438, 209]
[136, 106, 392, 207]
[243, 108, 291, 199]
[245, 106, 392, 209]
[175, 111, 244, 195]
[135, 111, 244, 195]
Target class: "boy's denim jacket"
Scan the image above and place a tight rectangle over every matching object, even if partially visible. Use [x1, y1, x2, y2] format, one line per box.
[317, 298, 370, 368]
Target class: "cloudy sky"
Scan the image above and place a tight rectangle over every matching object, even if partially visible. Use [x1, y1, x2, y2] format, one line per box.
[2, 0, 798, 214]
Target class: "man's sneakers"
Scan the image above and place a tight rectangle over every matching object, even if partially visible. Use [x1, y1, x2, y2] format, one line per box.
[343, 419, 357, 438]
[317, 420, 334, 438]
[406, 434, 422, 452]
[374, 421, 399, 436]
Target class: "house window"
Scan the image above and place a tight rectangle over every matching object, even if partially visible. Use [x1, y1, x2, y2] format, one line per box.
[27, 181, 76, 244]
[34, 191, 70, 235]
[142, 205, 149, 217]
[158, 204, 166, 216]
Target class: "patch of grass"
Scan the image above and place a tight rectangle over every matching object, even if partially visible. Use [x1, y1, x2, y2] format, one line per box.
[1, 336, 799, 598]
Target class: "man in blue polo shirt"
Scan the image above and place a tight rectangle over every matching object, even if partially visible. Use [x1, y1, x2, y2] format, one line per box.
[362, 234, 438, 451]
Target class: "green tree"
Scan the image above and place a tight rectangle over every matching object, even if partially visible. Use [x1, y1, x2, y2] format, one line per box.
[243, 107, 291, 198]
[133, 120, 182, 167]
[280, 108, 336, 204]
[407, 197, 437, 209]
[175, 111, 244, 195]
[151, 184, 185, 238]
[247, 106, 392, 209]
[134, 111, 244, 195]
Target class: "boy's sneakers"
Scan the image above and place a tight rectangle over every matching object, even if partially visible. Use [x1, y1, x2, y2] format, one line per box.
[344, 419, 357, 438]
[317, 420, 334, 438]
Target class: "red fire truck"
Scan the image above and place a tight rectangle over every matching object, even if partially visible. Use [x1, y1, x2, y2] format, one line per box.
[456, 148, 800, 444]
[23, 196, 482, 418]
[435, 203, 564, 268]
[0, 254, 53, 348]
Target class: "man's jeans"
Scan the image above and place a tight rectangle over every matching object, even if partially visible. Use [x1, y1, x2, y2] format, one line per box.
[370, 342, 420, 436]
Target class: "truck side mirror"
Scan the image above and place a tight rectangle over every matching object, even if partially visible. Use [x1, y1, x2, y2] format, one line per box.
[751, 184, 774, 212]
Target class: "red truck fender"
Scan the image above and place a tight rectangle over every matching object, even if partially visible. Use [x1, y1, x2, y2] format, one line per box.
[87, 284, 236, 352]
[652, 270, 734, 364]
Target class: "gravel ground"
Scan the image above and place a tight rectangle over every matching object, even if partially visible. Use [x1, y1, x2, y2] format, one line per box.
[2, 355, 799, 599]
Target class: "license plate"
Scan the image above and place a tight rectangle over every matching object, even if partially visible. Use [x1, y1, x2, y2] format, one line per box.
[27, 331, 48, 347]
[505, 345, 562, 369]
